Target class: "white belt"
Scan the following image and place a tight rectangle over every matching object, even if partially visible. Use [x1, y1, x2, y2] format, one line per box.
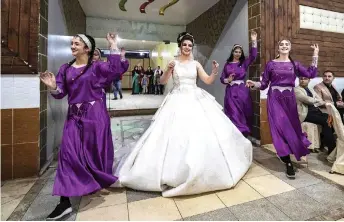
[229, 80, 244, 86]
[271, 86, 292, 92]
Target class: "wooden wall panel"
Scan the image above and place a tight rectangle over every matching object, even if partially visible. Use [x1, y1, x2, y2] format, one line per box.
[1, 0, 39, 74]
[261, 0, 344, 77]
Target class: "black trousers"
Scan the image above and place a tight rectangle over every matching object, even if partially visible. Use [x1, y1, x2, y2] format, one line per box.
[304, 108, 336, 154]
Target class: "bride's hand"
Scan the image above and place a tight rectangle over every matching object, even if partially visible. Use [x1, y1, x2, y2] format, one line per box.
[167, 61, 175, 71]
[212, 60, 219, 73]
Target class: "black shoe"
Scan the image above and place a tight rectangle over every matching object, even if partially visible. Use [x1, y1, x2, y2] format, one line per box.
[112, 98, 118, 100]
[47, 200, 72, 221]
[120, 95, 123, 99]
[286, 163, 296, 179]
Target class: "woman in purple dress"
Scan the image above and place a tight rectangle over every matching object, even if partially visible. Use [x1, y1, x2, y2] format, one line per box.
[246, 40, 319, 179]
[220, 31, 258, 137]
[39, 32, 128, 220]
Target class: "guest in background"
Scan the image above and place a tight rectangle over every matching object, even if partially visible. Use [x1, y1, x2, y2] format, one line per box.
[146, 66, 155, 94]
[295, 77, 336, 154]
[141, 74, 149, 94]
[138, 66, 144, 94]
[154, 66, 163, 95]
[314, 71, 344, 123]
[132, 66, 140, 95]
[113, 48, 127, 100]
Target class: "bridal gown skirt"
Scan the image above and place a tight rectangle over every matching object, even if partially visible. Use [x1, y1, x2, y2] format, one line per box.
[116, 86, 253, 197]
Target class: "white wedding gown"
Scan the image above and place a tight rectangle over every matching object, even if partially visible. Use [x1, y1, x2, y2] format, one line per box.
[116, 60, 253, 197]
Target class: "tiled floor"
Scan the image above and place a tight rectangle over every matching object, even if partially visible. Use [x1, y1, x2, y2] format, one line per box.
[105, 91, 164, 111]
[2, 116, 344, 221]
[261, 144, 344, 187]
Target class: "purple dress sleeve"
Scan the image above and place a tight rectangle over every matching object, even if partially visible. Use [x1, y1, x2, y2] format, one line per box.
[121, 59, 129, 74]
[50, 64, 69, 99]
[259, 61, 272, 90]
[95, 54, 122, 88]
[220, 63, 228, 84]
[296, 62, 317, 78]
[121, 59, 129, 73]
[243, 47, 258, 68]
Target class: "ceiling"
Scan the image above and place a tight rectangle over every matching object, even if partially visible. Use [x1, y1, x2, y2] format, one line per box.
[95, 38, 162, 51]
[78, 0, 220, 25]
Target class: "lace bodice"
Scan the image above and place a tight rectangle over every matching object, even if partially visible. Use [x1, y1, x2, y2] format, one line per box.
[172, 60, 197, 88]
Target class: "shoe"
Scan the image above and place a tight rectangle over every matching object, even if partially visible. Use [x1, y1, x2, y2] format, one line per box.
[112, 98, 118, 100]
[286, 163, 296, 179]
[46, 200, 72, 221]
[120, 95, 123, 99]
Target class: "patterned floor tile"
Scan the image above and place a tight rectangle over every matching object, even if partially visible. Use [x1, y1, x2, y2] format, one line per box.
[128, 197, 181, 221]
[243, 163, 271, 179]
[79, 188, 127, 212]
[76, 203, 128, 221]
[183, 207, 238, 221]
[267, 190, 327, 220]
[174, 193, 225, 218]
[216, 180, 263, 207]
[244, 175, 295, 197]
[229, 198, 291, 221]
[126, 189, 162, 203]
[299, 183, 344, 209]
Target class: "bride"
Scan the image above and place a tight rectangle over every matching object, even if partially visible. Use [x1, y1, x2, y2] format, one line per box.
[115, 32, 253, 197]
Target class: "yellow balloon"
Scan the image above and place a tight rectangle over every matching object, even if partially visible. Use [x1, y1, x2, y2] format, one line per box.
[159, 0, 179, 15]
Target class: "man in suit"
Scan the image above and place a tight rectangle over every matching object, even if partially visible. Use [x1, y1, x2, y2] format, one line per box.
[314, 70, 344, 123]
[295, 77, 336, 154]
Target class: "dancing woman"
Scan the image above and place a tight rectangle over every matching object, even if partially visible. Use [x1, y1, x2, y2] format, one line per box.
[246, 40, 319, 179]
[220, 31, 258, 136]
[40, 32, 128, 220]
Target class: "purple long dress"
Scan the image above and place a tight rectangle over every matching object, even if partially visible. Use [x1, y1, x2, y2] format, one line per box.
[51, 54, 128, 197]
[259, 61, 317, 160]
[220, 47, 257, 135]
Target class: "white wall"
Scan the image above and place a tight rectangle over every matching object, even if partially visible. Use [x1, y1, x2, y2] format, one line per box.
[47, 0, 73, 159]
[1, 75, 40, 109]
[195, 0, 249, 106]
